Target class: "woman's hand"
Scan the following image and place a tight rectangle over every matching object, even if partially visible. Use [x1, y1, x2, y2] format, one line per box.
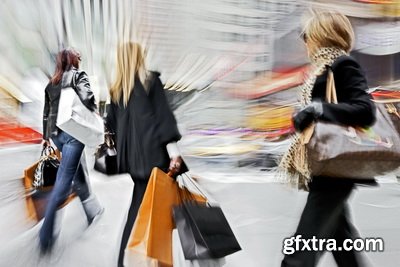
[42, 139, 50, 148]
[292, 102, 323, 132]
[169, 156, 183, 176]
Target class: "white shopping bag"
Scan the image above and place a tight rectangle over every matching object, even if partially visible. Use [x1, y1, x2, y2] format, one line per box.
[172, 229, 226, 267]
[57, 87, 104, 147]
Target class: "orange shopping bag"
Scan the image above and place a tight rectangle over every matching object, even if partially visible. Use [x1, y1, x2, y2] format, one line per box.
[125, 167, 204, 267]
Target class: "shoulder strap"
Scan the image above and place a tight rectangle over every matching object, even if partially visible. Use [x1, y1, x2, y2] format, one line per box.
[326, 68, 338, 104]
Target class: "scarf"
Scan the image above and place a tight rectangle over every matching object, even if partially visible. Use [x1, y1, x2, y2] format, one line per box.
[277, 47, 347, 190]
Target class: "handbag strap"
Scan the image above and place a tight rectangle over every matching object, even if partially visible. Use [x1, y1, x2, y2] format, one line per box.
[302, 68, 337, 145]
[41, 145, 56, 157]
[326, 68, 338, 104]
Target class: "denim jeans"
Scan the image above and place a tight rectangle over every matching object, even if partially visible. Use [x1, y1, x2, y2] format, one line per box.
[39, 130, 91, 250]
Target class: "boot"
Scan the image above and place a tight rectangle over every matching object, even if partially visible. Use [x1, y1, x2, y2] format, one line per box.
[81, 194, 104, 225]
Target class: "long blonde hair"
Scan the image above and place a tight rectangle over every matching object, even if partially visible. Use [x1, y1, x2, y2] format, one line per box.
[110, 42, 147, 106]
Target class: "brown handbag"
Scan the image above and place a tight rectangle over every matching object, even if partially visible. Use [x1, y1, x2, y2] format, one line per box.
[301, 70, 400, 179]
[24, 148, 76, 221]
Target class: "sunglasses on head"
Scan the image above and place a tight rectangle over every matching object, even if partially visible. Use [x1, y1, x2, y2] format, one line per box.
[300, 32, 307, 43]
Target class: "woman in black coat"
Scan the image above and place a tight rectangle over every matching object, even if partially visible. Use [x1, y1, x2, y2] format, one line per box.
[106, 42, 185, 267]
[281, 11, 376, 267]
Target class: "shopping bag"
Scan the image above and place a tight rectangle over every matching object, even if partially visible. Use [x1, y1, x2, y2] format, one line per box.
[23, 149, 75, 221]
[172, 229, 226, 267]
[125, 168, 205, 266]
[56, 86, 104, 147]
[173, 201, 241, 260]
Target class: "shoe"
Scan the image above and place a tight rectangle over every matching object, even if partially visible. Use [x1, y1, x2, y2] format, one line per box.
[88, 206, 105, 225]
[39, 234, 54, 255]
[82, 195, 104, 225]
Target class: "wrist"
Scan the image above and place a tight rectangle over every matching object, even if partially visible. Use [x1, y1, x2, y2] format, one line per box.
[311, 102, 323, 118]
[166, 142, 181, 158]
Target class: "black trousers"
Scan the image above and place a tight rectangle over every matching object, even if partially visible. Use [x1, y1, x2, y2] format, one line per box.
[282, 177, 364, 267]
[118, 179, 149, 267]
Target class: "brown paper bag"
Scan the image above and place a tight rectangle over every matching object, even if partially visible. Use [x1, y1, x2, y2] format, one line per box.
[126, 168, 204, 266]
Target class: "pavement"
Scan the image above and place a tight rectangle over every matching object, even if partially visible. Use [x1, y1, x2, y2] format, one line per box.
[0, 144, 399, 266]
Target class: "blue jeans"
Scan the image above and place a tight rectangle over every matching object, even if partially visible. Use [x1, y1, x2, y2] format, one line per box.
[39, 130, 91, 250]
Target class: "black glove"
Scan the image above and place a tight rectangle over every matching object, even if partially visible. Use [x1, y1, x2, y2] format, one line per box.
[292, 102, 323, 132]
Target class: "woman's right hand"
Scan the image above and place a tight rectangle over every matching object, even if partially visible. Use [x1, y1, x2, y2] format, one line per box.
[42, 139, 50, 147]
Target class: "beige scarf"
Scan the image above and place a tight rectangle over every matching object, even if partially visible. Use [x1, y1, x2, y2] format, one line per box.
[277, 47, 347, 190]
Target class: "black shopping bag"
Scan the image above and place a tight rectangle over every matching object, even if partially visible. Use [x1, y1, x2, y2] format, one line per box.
[173, 201, 241, 260]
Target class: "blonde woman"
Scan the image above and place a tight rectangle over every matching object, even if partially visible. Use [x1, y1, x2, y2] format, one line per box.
[106, 42, 186, 267]
[281, 11, 376, 267]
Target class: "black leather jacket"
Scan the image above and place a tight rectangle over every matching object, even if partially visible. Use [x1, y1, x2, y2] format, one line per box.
[43, 68, 97, 140]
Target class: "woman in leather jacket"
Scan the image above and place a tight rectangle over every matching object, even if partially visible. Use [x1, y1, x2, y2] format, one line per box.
[40, 48, 103, 253]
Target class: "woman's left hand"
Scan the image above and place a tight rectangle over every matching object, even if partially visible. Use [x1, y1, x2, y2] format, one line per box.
[169, 156, 183, 175]
[293, 101, 323, 132]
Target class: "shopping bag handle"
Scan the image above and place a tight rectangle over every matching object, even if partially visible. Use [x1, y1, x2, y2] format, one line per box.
[41, 145, 57, 157]
[181, 173, 220, 207]
[182, 173, 207, 199]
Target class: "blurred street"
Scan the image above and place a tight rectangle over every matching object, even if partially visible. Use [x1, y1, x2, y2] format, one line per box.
[1, 144, 400, 267]
[1, 0, 400, 266]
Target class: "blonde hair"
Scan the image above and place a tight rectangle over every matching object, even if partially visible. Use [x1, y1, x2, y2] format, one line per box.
[303, 10, 354, 53]
[110, 42, 147, 106]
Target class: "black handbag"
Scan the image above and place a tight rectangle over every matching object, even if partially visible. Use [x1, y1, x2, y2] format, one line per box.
[94, 132, 118, 175]
[33, 146, 60, 188]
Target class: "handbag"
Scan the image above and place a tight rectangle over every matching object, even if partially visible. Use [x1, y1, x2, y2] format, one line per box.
[302, 69, 400, 178]
[94, 131, 118, 175]
[374, 101, 400, 134]
[172, 174, 241, 260]
[33, 146, 60, 188]
[56, 80, 104, 147]
[23, 148, 76, 221]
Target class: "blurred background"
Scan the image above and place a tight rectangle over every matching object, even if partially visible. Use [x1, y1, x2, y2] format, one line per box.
[0, 0, 400, 177]
[1, 1, 400, 266]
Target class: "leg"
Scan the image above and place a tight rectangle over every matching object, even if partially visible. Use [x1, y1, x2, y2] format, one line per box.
[332, 206, 364, 267]
[72, 153, 90, 202]
[72, 152, 103, 224]
[281, 177, 354, 267]
[118, 180, 149, 267]
[39, 132, 84, 252]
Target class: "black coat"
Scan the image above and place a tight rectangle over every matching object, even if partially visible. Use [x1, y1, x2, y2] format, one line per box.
[106, 72, 183, 181]
[312, 55, 377, 184]
[43, 68, 97, 140]
[312, 55, 376, 127]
